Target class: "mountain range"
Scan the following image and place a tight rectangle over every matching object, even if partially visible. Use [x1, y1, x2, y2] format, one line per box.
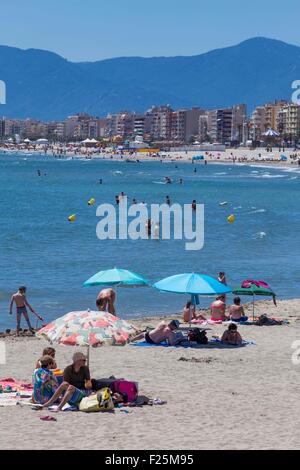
[0, 37, 300, 120]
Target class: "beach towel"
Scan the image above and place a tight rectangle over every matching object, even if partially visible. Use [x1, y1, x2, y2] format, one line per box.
[0, 378, 33, 391]
[131, 341, 195, 349]
[211, 338, 256, 347]
[131, 339, 255, 348]
[0, 392, 32, 407]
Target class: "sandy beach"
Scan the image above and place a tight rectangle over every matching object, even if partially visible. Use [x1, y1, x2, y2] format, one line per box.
[1, 299, 300, 450]
[1, 145, 300, 167]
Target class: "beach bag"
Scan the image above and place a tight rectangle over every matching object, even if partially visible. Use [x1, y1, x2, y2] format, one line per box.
[188, 328, 208, 344]
[112, 380, 138, 403]
[79, 388, 114, 412]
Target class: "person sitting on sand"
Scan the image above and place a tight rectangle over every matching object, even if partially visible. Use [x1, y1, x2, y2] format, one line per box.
[9, 286, 36, 336]
[35, 347, 57, 370]
[210, 295, 227, 322]
[96, 288, 116, 316]
[229, 297, 248, 322]
[39, 380, 87, 412]
[221, 323, 243, 346]
[63, 352, 93, 392]
[131, 320, 180, 346]
[183, 302, 206, 323]
[33, 355, 59, 405]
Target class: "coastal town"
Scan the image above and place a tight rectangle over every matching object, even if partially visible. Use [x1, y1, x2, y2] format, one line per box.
[1, 99, 300, 149]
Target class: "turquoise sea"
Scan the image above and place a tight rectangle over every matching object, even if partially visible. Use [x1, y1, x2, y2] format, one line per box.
[0, 152, 299, 329]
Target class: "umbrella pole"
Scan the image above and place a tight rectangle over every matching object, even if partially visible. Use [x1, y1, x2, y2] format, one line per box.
[252, 295, 255, 322]
[87, 345, 90, 368]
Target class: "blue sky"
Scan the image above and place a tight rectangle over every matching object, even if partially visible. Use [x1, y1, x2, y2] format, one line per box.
[0, 0, 299, 61]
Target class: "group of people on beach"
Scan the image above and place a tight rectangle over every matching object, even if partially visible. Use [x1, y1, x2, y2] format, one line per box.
[33, 348, 128, 412]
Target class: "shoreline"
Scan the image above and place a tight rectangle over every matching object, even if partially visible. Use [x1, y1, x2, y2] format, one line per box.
[1, 298, 299, 339]
[1, 146, 300, 168]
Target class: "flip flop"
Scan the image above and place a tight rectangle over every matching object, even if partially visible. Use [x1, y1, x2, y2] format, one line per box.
[40, 415, 57, 422]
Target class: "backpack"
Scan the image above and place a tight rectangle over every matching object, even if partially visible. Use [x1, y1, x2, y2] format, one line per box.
[112, 380, 138, 403]
[79, 388, 114, 412]
[188, 328, 208, 344]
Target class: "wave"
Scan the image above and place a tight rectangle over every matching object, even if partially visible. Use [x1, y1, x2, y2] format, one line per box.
[256, 174, 286, 179]
[253, 231, 267, 239]
[248, 209, 267, 214]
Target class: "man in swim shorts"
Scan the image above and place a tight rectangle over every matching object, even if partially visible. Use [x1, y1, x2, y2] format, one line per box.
[131, 320, 180, 346]
[9, 286, 36, 335]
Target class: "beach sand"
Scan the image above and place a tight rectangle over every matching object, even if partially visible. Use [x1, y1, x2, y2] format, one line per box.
[1, 299, 300, 450]
[1, 145, 300, 167]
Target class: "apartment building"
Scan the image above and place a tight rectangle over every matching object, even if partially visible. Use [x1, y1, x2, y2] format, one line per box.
[277, 103, 300, 140]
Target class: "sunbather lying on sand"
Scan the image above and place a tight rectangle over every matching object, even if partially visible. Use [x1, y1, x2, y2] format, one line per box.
[131, 319, 180, 346]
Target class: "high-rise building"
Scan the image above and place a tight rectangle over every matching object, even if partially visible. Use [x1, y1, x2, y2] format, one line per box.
[146, 105, 173, 141]
[277, 103, 300, 141]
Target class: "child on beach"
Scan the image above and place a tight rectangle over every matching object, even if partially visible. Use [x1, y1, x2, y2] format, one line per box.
[35, 347, 57, 370]
[221, 323, 243, 346]
[9, 286, 36, 335]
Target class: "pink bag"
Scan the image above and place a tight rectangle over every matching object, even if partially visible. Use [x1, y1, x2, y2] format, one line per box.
[112, 380, 138, 403]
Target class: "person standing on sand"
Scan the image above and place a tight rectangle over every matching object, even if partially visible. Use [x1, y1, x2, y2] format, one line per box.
[9, 286, 36, 335]
[96, 288, 116, 316]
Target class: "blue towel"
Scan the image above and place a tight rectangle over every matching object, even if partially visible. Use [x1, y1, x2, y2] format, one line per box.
[130, 339, 255, 348]
[211, 338, 256, 347]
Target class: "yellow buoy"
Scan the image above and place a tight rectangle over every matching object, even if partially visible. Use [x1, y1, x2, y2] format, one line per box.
[68, 214, 77, 222]
[227, 214, 235, 224]
[88, 198, 95, 206]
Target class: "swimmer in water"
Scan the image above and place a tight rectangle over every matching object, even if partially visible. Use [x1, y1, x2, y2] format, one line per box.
[178, 178, 183, 184]
[146, 219, 152, 237]
[98, 179, 103, 184]
[166, 196, 171, 206]
[37, 170, 41, 176]
[132, 198, 137, 205]
[192, 200, 197, 211]
[194, 168, 197, 173]
[115, 195, 120, 205]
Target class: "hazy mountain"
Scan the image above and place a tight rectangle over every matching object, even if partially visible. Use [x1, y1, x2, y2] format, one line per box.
[0, 37, 299, 120]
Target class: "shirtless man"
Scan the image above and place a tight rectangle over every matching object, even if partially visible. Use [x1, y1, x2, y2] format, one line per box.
[9, 286, 35, 335]
[229, 297, 248, 322]
[131, 320, 180, 346]
[96, 288, 116, 316]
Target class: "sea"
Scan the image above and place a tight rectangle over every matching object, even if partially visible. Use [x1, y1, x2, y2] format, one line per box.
[0, 151, 299, 329]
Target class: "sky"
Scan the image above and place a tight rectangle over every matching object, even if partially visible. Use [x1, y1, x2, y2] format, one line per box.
[0, 0, 300, 62]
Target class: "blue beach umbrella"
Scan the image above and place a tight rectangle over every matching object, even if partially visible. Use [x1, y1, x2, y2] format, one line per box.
[84, 267, 149, 288]
[153, 273, 232, 306]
